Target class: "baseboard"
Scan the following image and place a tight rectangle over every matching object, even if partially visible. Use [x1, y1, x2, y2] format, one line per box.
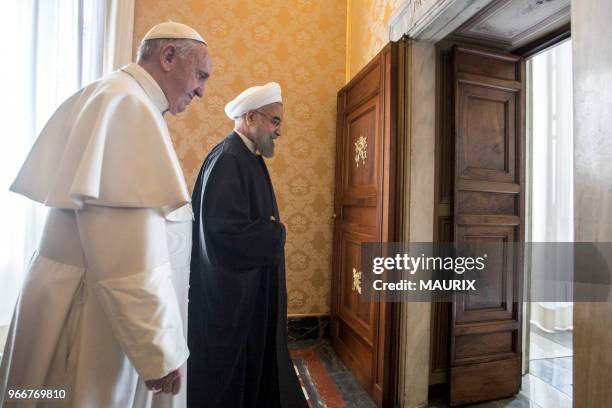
[288, 315, 330, 342]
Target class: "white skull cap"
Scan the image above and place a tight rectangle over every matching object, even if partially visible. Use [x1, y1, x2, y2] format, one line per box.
[143, 21, 206, 44]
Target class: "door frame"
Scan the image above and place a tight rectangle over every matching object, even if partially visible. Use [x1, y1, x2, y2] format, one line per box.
[331, 40, 408, 408]
[429, 22, 571, 404]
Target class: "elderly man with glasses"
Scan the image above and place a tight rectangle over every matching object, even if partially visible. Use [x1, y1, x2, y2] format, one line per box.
[187, 83, 307, 408]
[1, 22, 211, 408]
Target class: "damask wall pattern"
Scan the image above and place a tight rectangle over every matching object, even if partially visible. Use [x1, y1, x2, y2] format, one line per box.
[348, 0, 405, 80]
[133, 0, 346, 315]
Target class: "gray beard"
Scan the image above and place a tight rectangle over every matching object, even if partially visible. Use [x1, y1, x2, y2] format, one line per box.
[256, 137, 275, 158]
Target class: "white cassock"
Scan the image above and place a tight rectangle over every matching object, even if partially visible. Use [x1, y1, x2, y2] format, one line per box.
[0, 63, 192, 407]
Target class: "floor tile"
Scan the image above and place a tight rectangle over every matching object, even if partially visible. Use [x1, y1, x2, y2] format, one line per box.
[529, 358, 573, 397]
[291, 340, 376, 407]
[520, 374, 572, 408]
[529, 332, 572, 360]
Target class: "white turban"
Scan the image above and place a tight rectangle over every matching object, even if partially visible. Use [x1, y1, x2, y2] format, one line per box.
[224, 82, 283, 120]
[143, 21, 206, 44]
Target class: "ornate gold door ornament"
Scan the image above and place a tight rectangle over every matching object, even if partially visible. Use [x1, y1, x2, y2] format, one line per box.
[352, 267, 362, 294]
[354, 135, 368, 167]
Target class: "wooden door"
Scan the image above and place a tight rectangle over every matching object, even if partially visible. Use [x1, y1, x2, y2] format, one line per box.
[449, 45, 524, 406]
[331, 41, 402, 407]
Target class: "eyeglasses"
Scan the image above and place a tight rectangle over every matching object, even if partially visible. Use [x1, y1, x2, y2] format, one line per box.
[254, 110, 282, 128]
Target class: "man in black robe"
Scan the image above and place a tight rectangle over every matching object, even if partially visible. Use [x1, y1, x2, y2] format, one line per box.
[187, 83, 308, 408]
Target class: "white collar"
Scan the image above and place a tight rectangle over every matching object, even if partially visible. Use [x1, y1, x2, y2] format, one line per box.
[234, 129, 257, 154]
[120, 63, 169, 113]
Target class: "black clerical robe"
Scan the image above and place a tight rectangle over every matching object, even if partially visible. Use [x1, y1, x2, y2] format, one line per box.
[187, 132, 308, 408]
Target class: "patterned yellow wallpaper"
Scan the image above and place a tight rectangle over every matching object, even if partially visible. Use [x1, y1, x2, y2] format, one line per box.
[348, 0, 405, 80]
[133, 0, 346, 315]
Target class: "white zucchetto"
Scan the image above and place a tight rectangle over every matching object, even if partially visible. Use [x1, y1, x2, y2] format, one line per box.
[224, 82, 283, 120]
[143, 21, 206, 44]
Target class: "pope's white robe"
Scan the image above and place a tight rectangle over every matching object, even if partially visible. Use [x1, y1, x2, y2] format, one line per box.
[0, 63, 192, 407]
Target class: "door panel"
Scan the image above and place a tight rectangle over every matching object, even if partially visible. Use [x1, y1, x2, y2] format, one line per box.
[457, 85, 517, 182]
[450, 46, 524, 406]
[338, 229, 374, 341]
[331, 41, 401, 407]
[344, 100, 379, 193]
[451, 358, 521, 404]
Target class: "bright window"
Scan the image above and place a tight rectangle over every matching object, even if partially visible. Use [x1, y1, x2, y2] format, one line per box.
[0, 0, 109, 346]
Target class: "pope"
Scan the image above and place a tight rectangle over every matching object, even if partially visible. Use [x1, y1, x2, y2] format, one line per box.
[0, 22, 211, 408]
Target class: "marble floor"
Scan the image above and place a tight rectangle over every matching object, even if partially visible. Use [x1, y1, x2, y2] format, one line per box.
[527, 324, 573, 400]
[529, 331, 572, 360]
[290, 340, 377, 408]
[290, 339, 573, 408]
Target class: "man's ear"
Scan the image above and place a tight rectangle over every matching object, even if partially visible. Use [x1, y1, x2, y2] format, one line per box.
[159, 44, 177, 72]
[245, 110, 255, 126]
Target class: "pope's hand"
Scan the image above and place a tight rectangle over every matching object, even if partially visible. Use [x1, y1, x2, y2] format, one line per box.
[145, 368, 182, 395]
